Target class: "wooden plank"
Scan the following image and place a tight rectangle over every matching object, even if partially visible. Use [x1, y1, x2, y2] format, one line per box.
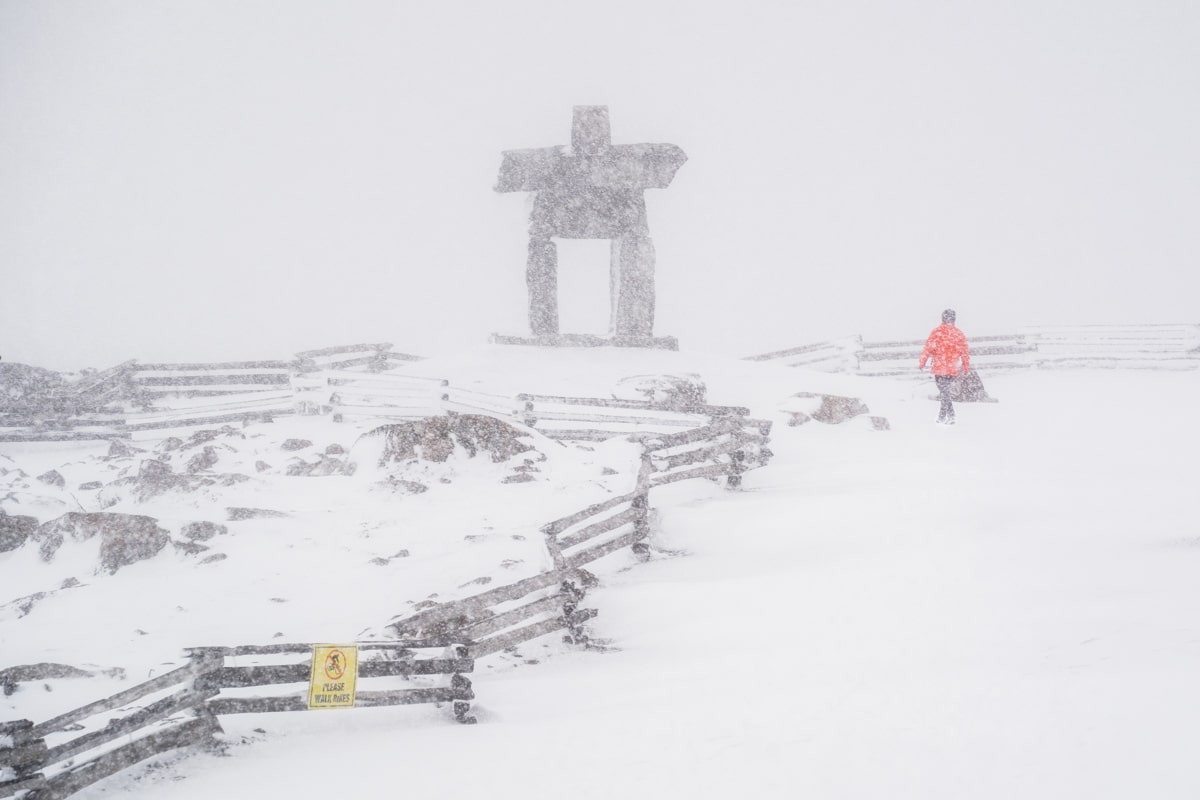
[31, 665, 197, 739]
[206, 686, 468, 715]
[31, 715, 218, 800]
[324, 371, 446, 386]
[42, 687, 215, 767]
[650, 462, 732, 487]
[652, 438, 746, 472]
[183, 640, 464, 657]
[638, 418, 742, 450]
[556, 506, 640, 551]
[524, 409, 702, 426]
[564, 526, 647, 570]
[295, 343, 392, 358]
[387, 570, 570, 637]
[123, 409, 292, 432]
[535, 429, 626, 442]
[0, 431, 131, 443]
[744, 339, 850, 362]
[458, 594, 567, 641]
[469, 616, 569, 658]
[519, 394, 750, 416]
[541, 488, 643, 536]
[135, 360, 292, 371]
[200, 658, 473, 690]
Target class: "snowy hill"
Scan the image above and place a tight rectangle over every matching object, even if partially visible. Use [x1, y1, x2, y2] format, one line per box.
[4, 347, 1200, 799]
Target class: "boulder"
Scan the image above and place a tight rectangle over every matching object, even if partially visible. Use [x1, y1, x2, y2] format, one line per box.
[34, 512, 170, 573]
[36, 470, 65, 488]
[281, 439, 313, 452]
[78, 481, 103, 490]
[363, 415, 534, 465]
[180, 521, 228, 541]
[0, 512, 38, 552]
[106, 439, 139, 459]
[787, 393, 870, 425]
[614, 373, 707, 409]
[186, 446, 219, 474]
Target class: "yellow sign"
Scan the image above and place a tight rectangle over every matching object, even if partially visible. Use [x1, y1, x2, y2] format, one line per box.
[307, 645, 358, 709]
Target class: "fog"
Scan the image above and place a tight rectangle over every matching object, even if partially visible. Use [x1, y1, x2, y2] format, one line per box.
[2, 0, 1197, 372]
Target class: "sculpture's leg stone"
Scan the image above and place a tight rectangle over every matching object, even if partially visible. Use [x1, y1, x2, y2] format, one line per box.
[527, 238, 559, 337]
[610, 235, 655, 339]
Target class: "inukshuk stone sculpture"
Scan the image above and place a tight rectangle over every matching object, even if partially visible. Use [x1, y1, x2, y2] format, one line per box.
[495, 106, 686, 345]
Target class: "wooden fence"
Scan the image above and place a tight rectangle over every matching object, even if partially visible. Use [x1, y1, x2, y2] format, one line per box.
[2, 408, 773, 797]
[0, 641, 474, 800]
[747, 324, 1200, 375]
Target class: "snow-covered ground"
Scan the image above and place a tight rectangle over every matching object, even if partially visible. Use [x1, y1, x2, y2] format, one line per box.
[4, 348, 1199, 798]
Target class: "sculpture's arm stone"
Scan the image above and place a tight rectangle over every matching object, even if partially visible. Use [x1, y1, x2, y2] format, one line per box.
[601, 144, 688, 189]
[495, 147, 566, 193]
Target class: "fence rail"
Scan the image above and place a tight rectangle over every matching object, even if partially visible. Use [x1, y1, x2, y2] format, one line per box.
[747, 324, 1200, 375]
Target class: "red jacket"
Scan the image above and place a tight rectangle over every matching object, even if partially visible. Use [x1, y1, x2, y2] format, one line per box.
[919, 323, 970, 376]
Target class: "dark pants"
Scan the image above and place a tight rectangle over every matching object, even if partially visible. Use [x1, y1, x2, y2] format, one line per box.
[934, 375, 955, 421]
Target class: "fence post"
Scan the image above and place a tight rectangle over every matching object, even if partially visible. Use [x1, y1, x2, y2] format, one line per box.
[0, 719, 47, 797]
[450, 655, 477, 725]
[559, 571, 598, 648]
[630, 452, 653, 559]
[187, 650, 227, 750]
[726, 449, 746, 490]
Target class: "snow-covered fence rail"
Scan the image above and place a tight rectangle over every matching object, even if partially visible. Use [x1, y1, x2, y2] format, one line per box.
[188, 641, 476, 723]
[1, 640, 478, 798]
[0, 658, 221, 799]
[747, 324, 1200, 375]
[326, 371, 449, 423]
[854, 334, 1037, 377]
[515, 393, 754, 442]
[294, 343, 421, 373]
[1023, 323, 1200, 369]
[744, 336, 864, 371]
[388, 569, 598, 658]
[640, 416, 773, 489]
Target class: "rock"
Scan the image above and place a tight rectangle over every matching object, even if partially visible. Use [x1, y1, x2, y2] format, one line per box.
[868, 416, 891, 431]
[226, 507, 288, 521]
[0, 513, 38, 552]
[285, 456, 354, 477]
[60, 577, 80, 589]
[180, 521, 227, 541]
[502, 473, 536, 484]
[186, 446, 219, 474]
[172, 540, 209, 556]
[106, 439, 138, 459]
[155, 437, 184, 453]
[369, 557, 390, 566]
[255, 460, 272, 473]
[391, 549, 410, 558]
[281, 439, 313, 452]
[363, 415, 534, 465]
[380, 478, 428, 494]
[787, 412, 812, 427]
[1, 663, 95, 695]
[324, 443, 346, 455]
[138, 459, 173, 481]
[789, 393, 870, 425]
[614, 373, 708, 409]
[34, 512, 170, 573]
[77, 481, 103, 490]
[199, 553, 227, 565]
[36, 470, 65, 488]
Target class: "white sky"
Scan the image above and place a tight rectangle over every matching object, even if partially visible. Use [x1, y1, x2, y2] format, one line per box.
[2, 0, 1198, 371]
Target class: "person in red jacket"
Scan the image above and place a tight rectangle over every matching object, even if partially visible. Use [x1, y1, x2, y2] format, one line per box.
[919, 309, 970, 424]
